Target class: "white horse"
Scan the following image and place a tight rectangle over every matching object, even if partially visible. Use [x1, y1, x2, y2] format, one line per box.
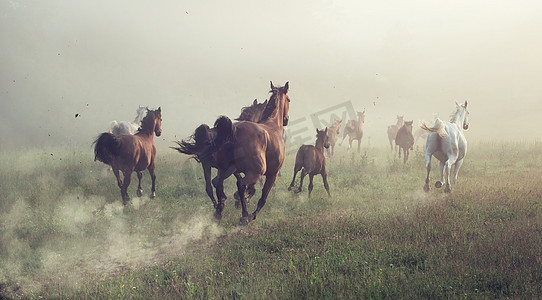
[421, 101, 469, 193]
[108, 106, 146, 135]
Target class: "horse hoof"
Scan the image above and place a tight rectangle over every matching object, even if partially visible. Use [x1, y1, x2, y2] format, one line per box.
[445, 187, 452, 193]
[435, 181, 443, 188]
[288, 186, 294, 191]
[239, 216, 250, 226]
[149, 192, 156, 199]
[424, 185, 430, 193]
[137, 189, 143, 197]
[214, 211, 222, 221]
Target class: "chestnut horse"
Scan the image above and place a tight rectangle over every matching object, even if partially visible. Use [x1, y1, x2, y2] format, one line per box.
[326, 119, 341, 158]
[94, 107, 162, 205]
[395, 120, 414, 163]
[289, 128, 331, 198]
[172, 99, 268, 209]
[341, 110, 365, 152]
[210, 81, 290, 225]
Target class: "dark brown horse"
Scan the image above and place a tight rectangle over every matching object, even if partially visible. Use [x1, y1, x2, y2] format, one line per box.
[341, 110, 365, 152]
[94, 107, 162, 205]
[210, 81, 290, 225]
[387, 115, 404, 152]
[395, 120, 414, 163]
[289, 128, 331, 198]
[172, 99, 268, 209]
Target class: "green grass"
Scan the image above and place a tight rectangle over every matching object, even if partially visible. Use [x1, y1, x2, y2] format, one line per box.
[1, 141, 541, 299]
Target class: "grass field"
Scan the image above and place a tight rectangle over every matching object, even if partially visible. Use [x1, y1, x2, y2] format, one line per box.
[1, 141, 541, 299]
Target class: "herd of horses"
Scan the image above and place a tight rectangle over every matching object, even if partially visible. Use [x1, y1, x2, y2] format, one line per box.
[93, 82, 470, 224]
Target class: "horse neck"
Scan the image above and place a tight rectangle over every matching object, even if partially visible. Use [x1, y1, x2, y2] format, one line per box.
[395, 118, 403, 127]
[357, 116, 364, 130]
[262, 96, 285, 130]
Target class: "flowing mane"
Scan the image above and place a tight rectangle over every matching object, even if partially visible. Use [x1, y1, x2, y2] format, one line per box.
[137, 109, 160, 134]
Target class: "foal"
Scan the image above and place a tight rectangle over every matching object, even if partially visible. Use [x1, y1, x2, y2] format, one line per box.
[288, 128, 331, 198]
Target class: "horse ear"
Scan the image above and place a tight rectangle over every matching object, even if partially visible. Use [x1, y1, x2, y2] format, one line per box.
[270, 81, 275, 90]
[325, 127, 328, 133]
[158, 107, 161, 113]
[263, 99, 268, 105]
[464, 101, 468, 108]
[316, 129, 319, 134]
[253, 99, 258, 105]
[284, 81, 289, 93]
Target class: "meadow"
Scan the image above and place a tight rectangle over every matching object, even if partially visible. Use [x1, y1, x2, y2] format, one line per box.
[0, 141, 541, 299]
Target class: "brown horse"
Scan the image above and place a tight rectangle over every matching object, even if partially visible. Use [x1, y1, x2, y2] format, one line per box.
[326, 119, 341, 158]
[341, 110, 365, 152]
[387, 115, 404, 152]
[172, 99, 268, 209]
[210, 81, 290, 225]
[94, 107, 162, 205]
[289, 128, 331, 198]
[395, 120, 414, 163]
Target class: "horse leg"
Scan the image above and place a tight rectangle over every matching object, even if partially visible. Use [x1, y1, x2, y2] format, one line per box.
[214, 166, 235, 220]
[308, 174, 315, 198]
[237, 171, 264, 225]
[357, 138, 361, 153]
[288, 165, 301, 191]
[424, 154, 432, 192]
[296, 168, 308, 193]
[348, 137, 353, 150]
[444, 159, 454, 193]
[136, 171, 143, 197]
[435, 161, 445, 188]
[398, 147, 402, 159]
[202, 161, 217, 208]
[113, 168, 123, 189]
[121, 170, 132, 205]
[250, 174, 278, 222]
[148, 163, 156, 198]
[322, 172, 331, 197]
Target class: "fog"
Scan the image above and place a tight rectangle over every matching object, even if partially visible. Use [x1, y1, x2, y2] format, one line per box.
[2, 0, 542, 151]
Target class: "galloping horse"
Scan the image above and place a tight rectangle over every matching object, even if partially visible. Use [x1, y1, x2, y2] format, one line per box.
[341, 110, 365, 152]
[289, 128, 331, 198]
[395, 120, 414, 163]
[109, 106, 147, 135]
[210, 81, 290, 225]
[172, 99, 268, 209]
[326, 119, 341, 158]
[387, 115, 404, 152]
[421, 101, 469, 193]
[94, 107, 162, 205]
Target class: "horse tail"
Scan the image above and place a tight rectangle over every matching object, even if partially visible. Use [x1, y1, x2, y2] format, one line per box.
[171, 124, 211, 162]
[420, 118, 448, 138]
[93, 133, 121, 165]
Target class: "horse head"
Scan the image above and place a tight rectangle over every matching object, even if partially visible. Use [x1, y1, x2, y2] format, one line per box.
[269, 81, 290, 126]
[316, 128, 330, 149]
[404, 120, 414, 131]
[455, 101, 469, 130]
[142, 107, 162, 137]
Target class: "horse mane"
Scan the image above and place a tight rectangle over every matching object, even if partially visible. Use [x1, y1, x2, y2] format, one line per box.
[260, 91, 279, 122]
[137, 109, 159, 134]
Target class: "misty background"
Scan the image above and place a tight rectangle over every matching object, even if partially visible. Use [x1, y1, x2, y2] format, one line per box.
[1, 0, 541, 152]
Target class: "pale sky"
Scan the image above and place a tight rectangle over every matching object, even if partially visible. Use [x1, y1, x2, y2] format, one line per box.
[2, 0, 541, 150]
